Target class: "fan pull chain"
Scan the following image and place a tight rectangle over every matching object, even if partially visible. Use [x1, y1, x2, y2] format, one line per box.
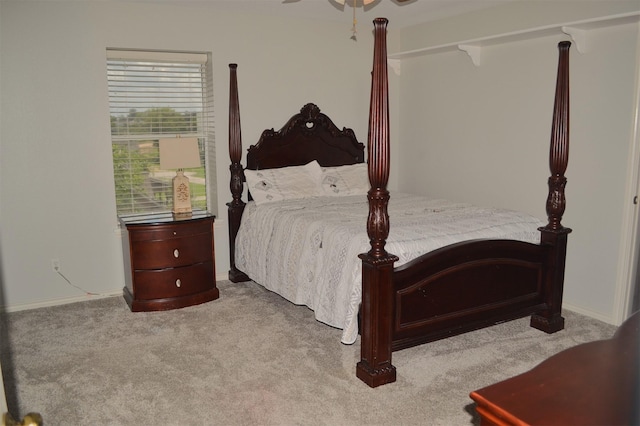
[350, 0, 357, 40]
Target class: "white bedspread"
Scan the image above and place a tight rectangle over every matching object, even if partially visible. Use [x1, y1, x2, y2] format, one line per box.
[235, 193, 545, 344]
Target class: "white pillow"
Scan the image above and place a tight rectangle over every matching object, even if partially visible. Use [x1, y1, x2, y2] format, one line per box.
[244, 160, 323, 205]
[320, 163, 369, 196]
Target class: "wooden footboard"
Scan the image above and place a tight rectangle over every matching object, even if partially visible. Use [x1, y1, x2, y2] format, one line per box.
[392, 240, 547, 350]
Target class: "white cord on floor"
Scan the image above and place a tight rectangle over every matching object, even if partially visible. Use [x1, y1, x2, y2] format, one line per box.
[55, 269, 102, 296]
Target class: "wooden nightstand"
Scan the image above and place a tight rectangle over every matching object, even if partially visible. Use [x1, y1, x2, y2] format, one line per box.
[119, 211, 219, 312]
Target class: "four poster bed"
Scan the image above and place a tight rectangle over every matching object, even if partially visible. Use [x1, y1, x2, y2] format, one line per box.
[226, 18, 572, 388]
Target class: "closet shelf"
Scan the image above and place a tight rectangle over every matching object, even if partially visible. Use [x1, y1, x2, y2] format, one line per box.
[388, 11, 640, 67]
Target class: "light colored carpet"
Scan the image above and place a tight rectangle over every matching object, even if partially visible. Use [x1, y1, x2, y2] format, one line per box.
[1, 280, 616, 425]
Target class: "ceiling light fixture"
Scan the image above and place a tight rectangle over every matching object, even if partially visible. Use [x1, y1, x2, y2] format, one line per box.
[284, 0, 412, 41]
[334, 0, 375, 41]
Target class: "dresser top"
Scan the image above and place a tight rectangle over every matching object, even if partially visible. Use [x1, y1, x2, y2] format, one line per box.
[119, 210, 214, 226]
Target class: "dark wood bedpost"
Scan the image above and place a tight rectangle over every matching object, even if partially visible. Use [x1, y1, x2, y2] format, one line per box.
[356, 18, 399, 388]
[227, 64, 250, 283]
[532, 41, 572, 333]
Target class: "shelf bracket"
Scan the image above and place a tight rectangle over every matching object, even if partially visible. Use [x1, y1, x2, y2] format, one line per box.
[561, 26, 587, 53]
[458, 44, 481, 66]
[388, 58, 401, 76]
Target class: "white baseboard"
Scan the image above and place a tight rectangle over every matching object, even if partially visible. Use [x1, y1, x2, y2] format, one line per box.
[563, 303, 617, 325]
[4, 273, 231, 313]
[3, 289, 124, 313]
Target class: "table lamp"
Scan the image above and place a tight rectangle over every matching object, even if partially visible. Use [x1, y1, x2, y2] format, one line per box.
[159, 137, 201, 216]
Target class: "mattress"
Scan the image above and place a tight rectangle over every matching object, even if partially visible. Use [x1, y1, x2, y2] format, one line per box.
[235, 193, 545, 344]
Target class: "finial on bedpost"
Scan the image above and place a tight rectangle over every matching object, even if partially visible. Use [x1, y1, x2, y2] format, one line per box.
[227, 63, 249, 282]
[357, 17, 398, 389]
[542, 41, 571, 233]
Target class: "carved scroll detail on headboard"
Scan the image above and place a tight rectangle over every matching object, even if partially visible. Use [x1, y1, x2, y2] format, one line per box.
[262, 103, 359, 140]
[247, 103, 364, 170]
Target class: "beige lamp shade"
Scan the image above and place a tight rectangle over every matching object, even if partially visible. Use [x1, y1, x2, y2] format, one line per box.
[159, 137, 201, 170]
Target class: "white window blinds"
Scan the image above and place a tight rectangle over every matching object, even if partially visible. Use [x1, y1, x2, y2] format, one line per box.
[107, 49, 216, 215]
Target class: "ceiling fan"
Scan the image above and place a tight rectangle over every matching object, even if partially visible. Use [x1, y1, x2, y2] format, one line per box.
[283, 0, 413, 4]
[336, 0, 413, 40]
[334, 0, 412, 4]
[283, 0, 413, 40]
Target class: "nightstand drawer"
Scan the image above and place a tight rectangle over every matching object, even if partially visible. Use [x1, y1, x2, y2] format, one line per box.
[129, 220, 212, 242]
[134, 261, 214, 300]
[131, 232, 212, 270]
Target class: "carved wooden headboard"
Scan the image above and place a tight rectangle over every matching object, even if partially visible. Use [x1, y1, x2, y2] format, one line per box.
[246, 103, 365, 171]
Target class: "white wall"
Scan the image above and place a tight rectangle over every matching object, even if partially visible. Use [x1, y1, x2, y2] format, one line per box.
[0, 1, 376, 309]
[394, 2, 640, 324]
[2, 0, 638, 327]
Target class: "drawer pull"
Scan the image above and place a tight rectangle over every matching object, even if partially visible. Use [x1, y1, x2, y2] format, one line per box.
[173, 249, 179, 258]
[175, 279, 181, 288]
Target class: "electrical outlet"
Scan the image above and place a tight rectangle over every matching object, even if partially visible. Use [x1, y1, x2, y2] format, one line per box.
[51, 259, 61, 272]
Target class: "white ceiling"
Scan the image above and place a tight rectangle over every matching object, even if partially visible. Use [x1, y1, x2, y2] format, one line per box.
[176, 0, 518, 29]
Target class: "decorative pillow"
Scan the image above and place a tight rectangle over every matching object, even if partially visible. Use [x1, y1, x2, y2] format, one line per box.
[320, 163, 369, 196]
[244, 160, 323, 205]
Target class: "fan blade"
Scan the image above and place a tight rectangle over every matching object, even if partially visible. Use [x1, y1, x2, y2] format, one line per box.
[335, 0, 376, 4]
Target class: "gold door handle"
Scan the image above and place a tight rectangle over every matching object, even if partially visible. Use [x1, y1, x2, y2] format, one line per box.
[3, 412, 43, 426]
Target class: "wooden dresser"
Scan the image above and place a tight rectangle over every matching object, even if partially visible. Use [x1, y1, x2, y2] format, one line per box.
[470, 310, 639, 425]
[119, 211, 219, 312]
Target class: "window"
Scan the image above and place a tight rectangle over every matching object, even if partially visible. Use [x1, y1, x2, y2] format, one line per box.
[107, 49, 216, 215]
